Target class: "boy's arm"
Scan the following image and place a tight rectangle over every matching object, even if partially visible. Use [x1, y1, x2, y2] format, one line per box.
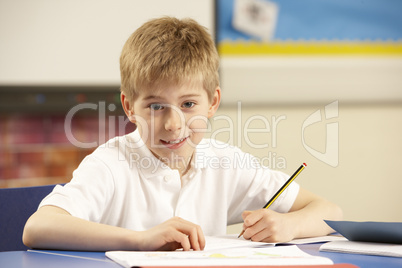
[23, 205, 205, 251]
[240, 187, 343, 243]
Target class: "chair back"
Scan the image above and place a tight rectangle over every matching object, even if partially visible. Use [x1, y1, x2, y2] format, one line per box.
[0, 184, 56, 251]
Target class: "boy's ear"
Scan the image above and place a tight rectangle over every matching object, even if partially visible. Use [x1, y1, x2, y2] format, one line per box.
[121, 92, 136, 123]
[208, 87, 221, 118]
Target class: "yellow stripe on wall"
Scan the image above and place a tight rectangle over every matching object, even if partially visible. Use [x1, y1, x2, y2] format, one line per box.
[218, 41, 402, 55]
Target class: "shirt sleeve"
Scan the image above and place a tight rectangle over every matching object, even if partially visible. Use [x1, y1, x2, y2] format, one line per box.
[39, 154, 115, 222]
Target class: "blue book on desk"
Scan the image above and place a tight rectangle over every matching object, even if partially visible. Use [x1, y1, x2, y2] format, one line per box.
[321, 220, 402, 258]
[324, 220, 402, 244]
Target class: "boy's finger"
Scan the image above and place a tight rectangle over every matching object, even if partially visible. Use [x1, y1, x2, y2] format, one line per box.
[174, 219, 204, 250]
[158, 241, 182, 251]
[198, 228, 206, 250]
[243, 209, 264, 227]
[241, 210, 252, 219]
[188, 231, 201, 251]
[251, 227, 272, 242]
[174, 232, 191, 251]
[189, 226, 205, 251]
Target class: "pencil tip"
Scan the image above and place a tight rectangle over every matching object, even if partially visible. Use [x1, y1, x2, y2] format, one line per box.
[238, 230, 245, 238]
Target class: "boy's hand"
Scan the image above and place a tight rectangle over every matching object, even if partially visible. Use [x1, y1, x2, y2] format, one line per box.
[241, 209, 296, 243]
[137, 217, 205, 251]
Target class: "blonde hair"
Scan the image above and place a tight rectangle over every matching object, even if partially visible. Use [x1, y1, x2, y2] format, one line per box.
[120, 17, 220, 101]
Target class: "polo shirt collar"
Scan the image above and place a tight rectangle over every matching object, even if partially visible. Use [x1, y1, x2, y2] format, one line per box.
[193, 138, 215, 170]
[126, 131, 213, 179]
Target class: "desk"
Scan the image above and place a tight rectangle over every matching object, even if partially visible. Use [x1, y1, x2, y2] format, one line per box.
[0, 250, 120, 268]
[1, 243, 402, 268]
[302, 243, 402, 268]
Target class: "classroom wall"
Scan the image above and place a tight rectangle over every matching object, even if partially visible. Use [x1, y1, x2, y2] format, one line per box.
[208, 104, 402, 224]
[0, 0, 214, 85]
[1, 0, 401, 224]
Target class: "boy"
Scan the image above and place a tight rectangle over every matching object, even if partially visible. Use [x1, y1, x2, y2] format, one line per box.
[23, 17, 342, 251]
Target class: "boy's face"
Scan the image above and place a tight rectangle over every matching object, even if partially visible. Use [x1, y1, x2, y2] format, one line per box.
[122, 80, 220, 171]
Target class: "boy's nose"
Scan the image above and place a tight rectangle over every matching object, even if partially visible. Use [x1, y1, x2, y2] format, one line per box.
[164, 107, 184, 132]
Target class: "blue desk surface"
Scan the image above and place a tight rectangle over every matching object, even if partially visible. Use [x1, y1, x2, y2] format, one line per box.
[0, 250, 121, 268]
[1, 243, 402, 268]
[302, 243, 402, 268]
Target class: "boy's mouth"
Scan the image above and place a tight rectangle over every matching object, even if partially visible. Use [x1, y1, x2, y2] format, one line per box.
[160, 137, 188, 148]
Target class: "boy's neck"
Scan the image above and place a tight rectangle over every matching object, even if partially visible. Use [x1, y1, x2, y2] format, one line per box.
[175, 154, 193, 178]
[180, 155, 193, 176]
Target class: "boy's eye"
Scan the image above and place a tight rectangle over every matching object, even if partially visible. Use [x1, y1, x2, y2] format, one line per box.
[149, 103, 164, 110]
[182, 102, 195, 108]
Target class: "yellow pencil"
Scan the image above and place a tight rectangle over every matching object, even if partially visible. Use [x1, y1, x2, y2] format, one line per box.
[238, 163, 307, 238]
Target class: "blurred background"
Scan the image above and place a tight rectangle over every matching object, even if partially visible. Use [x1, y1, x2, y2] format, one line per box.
[1, 0, 401, 224]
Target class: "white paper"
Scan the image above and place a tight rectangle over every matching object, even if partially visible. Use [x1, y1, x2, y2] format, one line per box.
[203, 234, 274, 251]
[320, 240, 402, 258]
[106, 236, 333, 267]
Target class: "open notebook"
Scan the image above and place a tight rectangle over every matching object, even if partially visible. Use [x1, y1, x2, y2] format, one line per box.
[106, 235, 333, 267]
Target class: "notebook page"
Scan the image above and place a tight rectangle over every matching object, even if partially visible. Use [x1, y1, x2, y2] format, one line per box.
[320, 241, 402, 257]
[106, 245, 333, 267]
[203, 235, 274, 251]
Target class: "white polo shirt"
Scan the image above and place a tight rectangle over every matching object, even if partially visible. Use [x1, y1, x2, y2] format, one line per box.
[39, 130, 299, 235]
